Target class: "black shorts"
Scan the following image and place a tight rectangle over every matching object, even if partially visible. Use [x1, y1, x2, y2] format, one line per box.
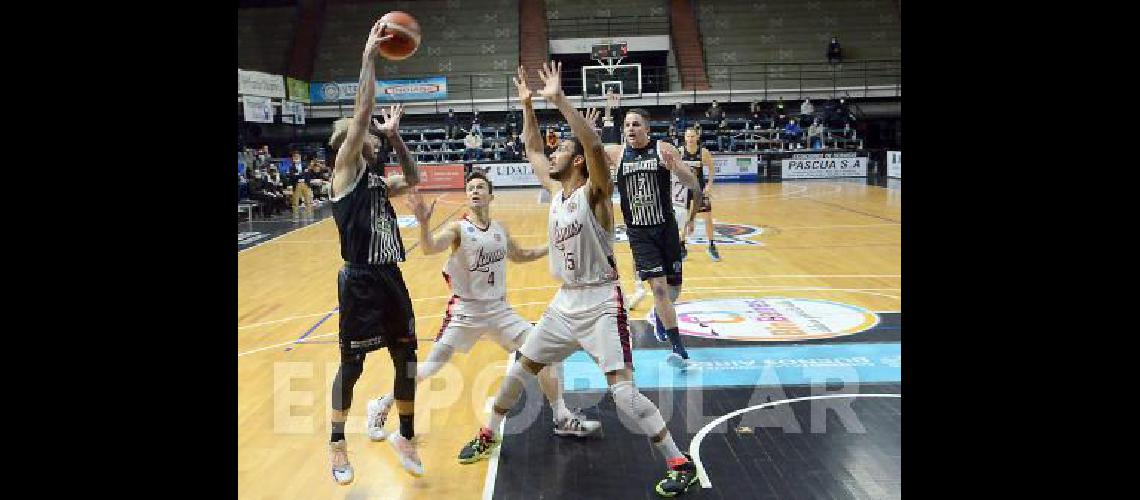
[337, 263, 417, 357]
[628, 221, 683, 286]
[695, 192, 712, 213]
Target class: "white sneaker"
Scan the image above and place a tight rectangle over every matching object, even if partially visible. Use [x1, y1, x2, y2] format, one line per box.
[388, 432, 424, 477]
[329, 439, 354, 485]
[629, 288, 648, 311]
[366, 394, 394, 442]
[553, 410, 603, 437]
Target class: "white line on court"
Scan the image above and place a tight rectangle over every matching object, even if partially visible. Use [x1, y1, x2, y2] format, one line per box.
[690, 393, 902, 489]
[481, 358, 515, 500]
[238, 216, 334, 255]
[238, 277, 899, 328]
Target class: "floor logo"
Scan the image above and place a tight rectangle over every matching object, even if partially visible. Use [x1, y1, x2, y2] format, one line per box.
[648, 297, 880, 341]
[238, 232, 267, 246]
[397, 215, 419, 228]
[615, 220, 765, 246]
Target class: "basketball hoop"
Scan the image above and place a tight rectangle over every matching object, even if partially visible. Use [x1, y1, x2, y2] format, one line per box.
[583, 41, 640, 100]
[591, 41, 628, 75]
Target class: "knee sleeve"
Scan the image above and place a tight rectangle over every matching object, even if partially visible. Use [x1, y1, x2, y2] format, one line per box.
[666, 274, 683, 287]
[390, 346, 418, 401]
[417, 344, 454, 382]
[610, 380, 666, 437]
[493, 359, 531, 411]
[331, 354, 365, 411]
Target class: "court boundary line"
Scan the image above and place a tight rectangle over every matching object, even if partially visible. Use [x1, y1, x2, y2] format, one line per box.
[278, 200, 467, 354]
[238, 277, 901, 329]
[690, 393, 902, 489]
[238, 216, 334, 254]
[481, 359, 514, 500]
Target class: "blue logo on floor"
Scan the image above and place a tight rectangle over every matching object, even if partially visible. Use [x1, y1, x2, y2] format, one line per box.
[562, 342, 901, 391]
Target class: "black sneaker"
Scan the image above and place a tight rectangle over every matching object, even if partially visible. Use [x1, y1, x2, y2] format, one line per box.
[707, 244, 721, 262]
[655, 454, 698, 497]
[457, 426, 499, 464]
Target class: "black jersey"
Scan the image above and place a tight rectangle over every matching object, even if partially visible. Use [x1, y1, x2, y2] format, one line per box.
[681, 145, 708, 188]
[616, 141, 674, 227]
[332, 160, 406, 265]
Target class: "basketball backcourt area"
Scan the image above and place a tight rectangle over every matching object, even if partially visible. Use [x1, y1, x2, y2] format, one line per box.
[237, 176, 901, 499]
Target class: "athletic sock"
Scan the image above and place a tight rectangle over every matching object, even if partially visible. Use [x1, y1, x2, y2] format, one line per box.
[666, 328, 689, 359]
[399, 414, 414, 440]
[653, 432, 685, 462]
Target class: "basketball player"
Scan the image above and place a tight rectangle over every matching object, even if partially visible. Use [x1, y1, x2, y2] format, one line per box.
[363, 171, 602, 442]
[679, 127, 720, 262]
[604, 107, 702, 370]
[327, 20, 423, 484]
[455, 63, 700, 498]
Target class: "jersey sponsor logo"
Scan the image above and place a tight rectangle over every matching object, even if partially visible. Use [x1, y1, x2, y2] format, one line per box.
[468, 246, 506, 272]
[552, 219, 583, 251]
[648, 297, 880, 342]
[374, 216, 393, 233]
[614, 220, 766, 246]
[621, 157, 661, 174]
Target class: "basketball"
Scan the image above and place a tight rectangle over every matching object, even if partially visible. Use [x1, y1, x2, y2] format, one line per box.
[377, 11, 421, 61]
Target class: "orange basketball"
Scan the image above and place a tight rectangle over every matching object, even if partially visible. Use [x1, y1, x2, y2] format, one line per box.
[377, 11, 421, 61]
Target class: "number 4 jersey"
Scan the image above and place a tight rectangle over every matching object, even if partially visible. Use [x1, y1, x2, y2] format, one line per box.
[443, 217, 509, 300]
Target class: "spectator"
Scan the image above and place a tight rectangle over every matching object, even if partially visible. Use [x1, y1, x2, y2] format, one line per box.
[784, 118, 803, 149]
[248, 169, 283, 218]
[800, 98, 814, 118]
[264, 166, 291, 214]
[291, 158, 315, 221]
[828, 37, 842, 64]
[464, 130, 483, 165]
[706, 100, 724, 125]
[504, 133, 521, 161]
[775, 97, 787, 127]
[445, 108, 460, 140]
[716, 114, 731, 152]
[505, 108, 519, 138]
[470, 110, 482, 136]
[320, 161, 335, 199]
[671, 102, 687, 139]
[807, 119, 825, 150]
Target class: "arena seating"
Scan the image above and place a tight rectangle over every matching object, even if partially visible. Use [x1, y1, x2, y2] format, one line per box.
[313, 0, 520, 101]
[238, 5, 298, 74]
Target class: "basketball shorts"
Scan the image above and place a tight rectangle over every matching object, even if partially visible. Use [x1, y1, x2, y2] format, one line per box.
[337, 263, 417, 357]
[518, 283, 632, 373]
[696, 192, 712, 213]
[627, 220, 683, 286]
[434, 296, 532, 353]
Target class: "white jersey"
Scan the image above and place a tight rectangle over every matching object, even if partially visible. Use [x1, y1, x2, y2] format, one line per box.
[443, 217, 509, 300]
[548, 185, 618, 287]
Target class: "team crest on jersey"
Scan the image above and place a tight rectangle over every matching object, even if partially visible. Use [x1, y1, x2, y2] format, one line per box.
[493, 233, 501, 241]
[466, 225, 475, 233]
[566, 201, 578, 212]
[614, 220, 766, 246]
[374, 216, 392, 232]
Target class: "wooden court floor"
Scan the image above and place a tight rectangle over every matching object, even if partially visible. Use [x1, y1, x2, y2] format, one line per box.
[237, 179, 901, 499]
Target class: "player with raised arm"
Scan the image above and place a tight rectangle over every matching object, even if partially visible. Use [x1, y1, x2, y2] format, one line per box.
[456, 63, 701, 497]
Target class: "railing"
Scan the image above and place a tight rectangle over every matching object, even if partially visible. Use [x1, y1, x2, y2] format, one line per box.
[546, 15, 670, 38]
[304, 60, 898, 116]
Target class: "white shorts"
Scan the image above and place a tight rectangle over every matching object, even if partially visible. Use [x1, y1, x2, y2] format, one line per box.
[434, 296, 532, 353]
[518, 283, 632, 373]
[673, 205, 689, 231]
